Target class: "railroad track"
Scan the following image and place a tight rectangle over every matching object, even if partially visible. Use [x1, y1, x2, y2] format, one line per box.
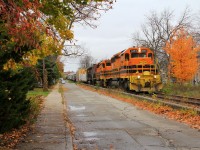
[79, 83, 200, 113]
[156, 94, 200, 107]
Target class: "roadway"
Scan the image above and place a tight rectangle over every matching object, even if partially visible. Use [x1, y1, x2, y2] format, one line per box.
[63, 82, 200, 150]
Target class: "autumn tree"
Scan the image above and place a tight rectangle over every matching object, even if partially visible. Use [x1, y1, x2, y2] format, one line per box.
[0, 0, 43, 68]
[164, 29, 198, 83]
[132, 8, 192, 79]
[40, 0, 114, 56]
[0, 0, 114, 132]
[0, 0, 42, 133]
[0, 0, 115, 67]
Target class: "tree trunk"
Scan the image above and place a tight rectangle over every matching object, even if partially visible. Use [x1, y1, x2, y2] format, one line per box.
[43, 59, 48, 91]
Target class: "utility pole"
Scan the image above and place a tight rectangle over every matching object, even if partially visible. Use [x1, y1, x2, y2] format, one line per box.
[43, 59, 48, 91]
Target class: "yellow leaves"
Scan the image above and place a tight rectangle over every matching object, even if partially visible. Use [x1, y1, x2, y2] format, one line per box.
[3, 59, 18, 70]
[3, 54, 39, 70]
[59, 29, 74, 40]
[22, 52, 40, 66]
[164, 28, 199, 83]
[27, 34, 62, 61]
[39, 35, 62, 56]
[47, 15, 69, 30]
[3, 34, 63, 70]
[46, 14, 74, 40]
[22, 36, 62, 66]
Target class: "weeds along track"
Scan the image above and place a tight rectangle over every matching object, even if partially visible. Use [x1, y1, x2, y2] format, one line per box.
[79, 83, 200, 114]
[156, 94, 200, 107]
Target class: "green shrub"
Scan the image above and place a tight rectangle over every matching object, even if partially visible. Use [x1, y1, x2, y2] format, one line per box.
[161, 84, 174, 94]
[28, 96, 42, 123]
[0, 68, 34, 133]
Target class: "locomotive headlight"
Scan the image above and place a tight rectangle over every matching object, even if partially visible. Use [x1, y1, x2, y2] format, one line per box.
[138, 47, 141, 53]
[154, 75, 157, 78]
[137, 75, 140, 79]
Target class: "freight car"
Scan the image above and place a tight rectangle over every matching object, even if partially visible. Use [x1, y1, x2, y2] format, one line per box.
[87, 64, 97, 84]
[79, 47, 162, 92]
[76, 68, 87, 82]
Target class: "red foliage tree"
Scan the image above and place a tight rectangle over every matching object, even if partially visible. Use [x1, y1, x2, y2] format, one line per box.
[0, 0, 43, 49]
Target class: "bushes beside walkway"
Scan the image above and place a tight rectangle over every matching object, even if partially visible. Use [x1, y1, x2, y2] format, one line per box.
[0, 87, 49, 149]
[0, 68, 35, 133]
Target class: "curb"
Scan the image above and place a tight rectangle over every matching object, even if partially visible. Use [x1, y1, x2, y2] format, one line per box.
[60, 84, 73, 150]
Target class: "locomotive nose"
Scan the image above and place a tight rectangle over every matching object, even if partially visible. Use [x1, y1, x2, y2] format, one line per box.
[145, 81, 151, 87]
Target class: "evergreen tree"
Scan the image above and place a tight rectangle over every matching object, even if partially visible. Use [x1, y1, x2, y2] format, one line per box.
[0, 67, 35, 133]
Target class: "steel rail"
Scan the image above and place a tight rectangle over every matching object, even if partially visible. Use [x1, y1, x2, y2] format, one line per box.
[156, 94, 200, 106]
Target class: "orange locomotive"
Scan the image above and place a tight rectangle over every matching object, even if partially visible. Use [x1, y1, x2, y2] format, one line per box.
[87, 47, 162, 92]
[95, 59, 112, 86]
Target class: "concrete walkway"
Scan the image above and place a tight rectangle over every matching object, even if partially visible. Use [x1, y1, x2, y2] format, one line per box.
[16, 84, 72, 150]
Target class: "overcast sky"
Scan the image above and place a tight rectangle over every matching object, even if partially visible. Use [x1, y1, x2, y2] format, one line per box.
[64, 0, 200, 72]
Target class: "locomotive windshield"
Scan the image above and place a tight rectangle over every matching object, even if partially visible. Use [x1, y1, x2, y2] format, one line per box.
[131, 53, 146, 58]
[148, 53, 153, 58]
[130, 49, 147, 58]
[106, 62, 111, 66]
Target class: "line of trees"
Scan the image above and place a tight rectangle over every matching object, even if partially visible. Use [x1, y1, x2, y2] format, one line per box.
[132, 8, 200, 84]
[0, 0, 114, 133]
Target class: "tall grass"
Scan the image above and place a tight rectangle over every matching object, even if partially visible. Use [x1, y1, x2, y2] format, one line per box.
[27, 88, 49, 98]
[27, 88, 50, 123]
[162, 83, 200, 98]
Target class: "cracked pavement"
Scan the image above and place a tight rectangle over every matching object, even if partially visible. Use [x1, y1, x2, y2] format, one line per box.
[64, 82, 200, 150]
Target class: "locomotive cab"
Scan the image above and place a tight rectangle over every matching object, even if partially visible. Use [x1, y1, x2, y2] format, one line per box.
[122, 47, 162, 92]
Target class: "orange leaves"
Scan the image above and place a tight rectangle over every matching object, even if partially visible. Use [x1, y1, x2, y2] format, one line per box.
[164, 29, 199, 83]
[0, 123, 30, 149]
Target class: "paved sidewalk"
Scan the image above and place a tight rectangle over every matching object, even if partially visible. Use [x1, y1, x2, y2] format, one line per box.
[16, 84, 72, 150]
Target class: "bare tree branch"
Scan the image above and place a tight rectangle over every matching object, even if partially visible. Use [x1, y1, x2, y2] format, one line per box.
[62, 44, 85, 57]
[132, 7, 193, 76]
[68, 0, 113, 29]
[79, 54, 96, 68]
